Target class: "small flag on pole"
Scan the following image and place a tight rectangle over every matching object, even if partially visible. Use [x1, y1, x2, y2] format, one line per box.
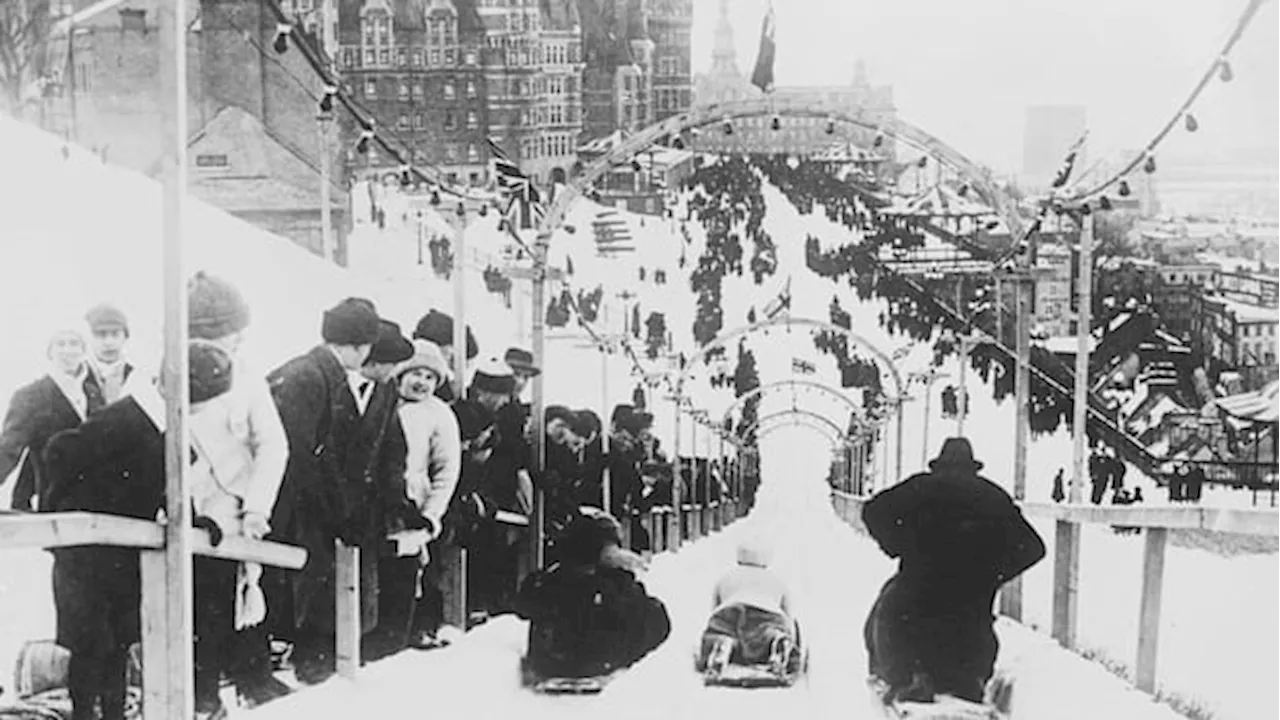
[750, 3, 776, 93]
[1050, 131, 1089, 189]
[792, 358, 816, 375]
[487, 136, 545, 230]
[762, 275, 792, 320]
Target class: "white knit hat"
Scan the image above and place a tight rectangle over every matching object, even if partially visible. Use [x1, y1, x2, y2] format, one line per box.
[396, 339, 450, 389]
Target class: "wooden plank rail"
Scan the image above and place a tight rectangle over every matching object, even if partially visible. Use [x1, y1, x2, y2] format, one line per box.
[829, 490, 1278, 701]
[1, 504, 747, 712]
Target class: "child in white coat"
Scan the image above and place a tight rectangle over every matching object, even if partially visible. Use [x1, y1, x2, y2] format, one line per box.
[697, 537, 800, 680]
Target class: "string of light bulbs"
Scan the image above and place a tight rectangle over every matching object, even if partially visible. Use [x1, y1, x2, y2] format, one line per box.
[1058, 0, 1268, 209]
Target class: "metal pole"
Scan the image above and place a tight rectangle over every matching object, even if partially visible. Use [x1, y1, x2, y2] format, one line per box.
[158, 0, 193, 714]
[921, 377, 933, 469]
[600, 313, 611, 513]
[319, 112, 335, 262]
[671, 395, 683, 546]
[452, 204, 468, 394]
[1071, 212, 1094, 502]
[958, 338, 969, 438]
[1014, 278, 1031, 500]
[529, 229, 551, 573]
[893, 399, 903, 484]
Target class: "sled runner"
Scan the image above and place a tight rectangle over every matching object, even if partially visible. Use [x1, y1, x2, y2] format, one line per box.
[867, 676, 1007, 720]
[703, 662, 799, 689]
[530, 673, 616, 695]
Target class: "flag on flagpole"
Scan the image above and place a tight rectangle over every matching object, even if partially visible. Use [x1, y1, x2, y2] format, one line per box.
[792, 358, 816, 375]
[762, 275, 791, 319]
[487, 136, 545, 230]
[1050, 131, 1089, 189]
[750, 3, 776, 93]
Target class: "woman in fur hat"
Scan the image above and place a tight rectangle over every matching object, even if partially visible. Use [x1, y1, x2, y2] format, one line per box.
[861, 437, 1045, 706]
[366, 339, 463, 656]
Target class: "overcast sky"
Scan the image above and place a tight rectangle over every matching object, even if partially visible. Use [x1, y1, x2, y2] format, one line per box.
[690, 0, 1279, 175]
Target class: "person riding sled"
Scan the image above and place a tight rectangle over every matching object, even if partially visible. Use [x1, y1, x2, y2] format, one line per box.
[514, 508, 670, 682]
[862, 437, 1045, 706]
[696, 537, 801, 681]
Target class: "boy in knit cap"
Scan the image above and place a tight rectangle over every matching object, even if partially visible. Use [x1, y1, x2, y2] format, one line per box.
[185, 271, 293, 711]
[83, 303, 134, 408]
[265, 297, 384, 686]
[698, 536, 801, 682]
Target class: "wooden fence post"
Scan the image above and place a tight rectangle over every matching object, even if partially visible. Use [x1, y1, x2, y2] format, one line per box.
[1136, 527, 1168, 693]
[1051, 519, 1081, 648]
[140, 549, 172, 718]
[440, 546, 468, 631]
[335, 541, 361, 680]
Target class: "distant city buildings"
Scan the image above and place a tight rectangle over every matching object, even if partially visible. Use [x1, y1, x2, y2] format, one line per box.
[690, 0, 896, 159]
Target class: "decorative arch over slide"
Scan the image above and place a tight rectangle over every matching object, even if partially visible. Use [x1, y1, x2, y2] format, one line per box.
[536, 95, 1024, 240]
[743, 408, 848, 441]
[756, 419, 843, 447]
[719, 378, 864, 428]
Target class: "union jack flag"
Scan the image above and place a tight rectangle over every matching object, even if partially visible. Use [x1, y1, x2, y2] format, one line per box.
[487, 136, 545, 230]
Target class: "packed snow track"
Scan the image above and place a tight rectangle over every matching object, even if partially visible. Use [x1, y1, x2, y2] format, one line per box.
[243, 432, 1184, 720]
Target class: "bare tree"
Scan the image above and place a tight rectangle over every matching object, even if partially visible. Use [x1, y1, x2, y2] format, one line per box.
[0, 0, 54, 119]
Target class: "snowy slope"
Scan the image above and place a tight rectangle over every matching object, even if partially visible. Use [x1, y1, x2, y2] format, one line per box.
[242, 426, 1190, 720]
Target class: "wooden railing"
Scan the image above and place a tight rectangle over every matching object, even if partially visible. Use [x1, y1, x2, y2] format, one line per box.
[1, 501, 748, 715]
[828, 491, 1278, 695]
[0, 512, 307, 718]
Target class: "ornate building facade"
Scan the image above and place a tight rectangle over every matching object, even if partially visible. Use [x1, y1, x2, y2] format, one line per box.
[647, 0, 693, 123]
[691, 0, 896, 158]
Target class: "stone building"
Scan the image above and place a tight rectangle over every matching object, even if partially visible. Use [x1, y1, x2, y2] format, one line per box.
[647, 0, 692, 123]
[336, 0, 491, 187]
[578, 0, 653, 141]
[37, 0, 350, 260]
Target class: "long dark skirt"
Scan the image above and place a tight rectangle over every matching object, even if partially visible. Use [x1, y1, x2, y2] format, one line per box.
[863, 573, 998, 703]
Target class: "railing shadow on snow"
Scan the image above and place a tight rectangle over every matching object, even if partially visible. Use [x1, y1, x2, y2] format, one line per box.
[0, 501, 746, 717]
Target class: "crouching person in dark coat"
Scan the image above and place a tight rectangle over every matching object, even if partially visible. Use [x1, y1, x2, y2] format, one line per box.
[515, 509, 670, 681]
[861, 438, 1045, 706]
[41, 342, 234, 720]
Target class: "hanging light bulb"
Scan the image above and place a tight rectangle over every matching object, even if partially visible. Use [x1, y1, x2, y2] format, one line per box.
[825, 117, 835, 135]
[630, 158, 642, 172]
[957, 184, 970, 197]
[399, 165, 412, 187]
[319, 85, 337, 113]
[430, 188, 442, 205]
[1143, 155, 1157, 174]
[355, 127, 374, 154]
[916, 155, 927, 169]
[1218, 58, 1233, 82]
[1184, 113, 1199, 132]
[1118, 179, 1132, 197]
[672, 135, 685, 150]
[770, 115, 781, 131]
[455, 201, 466, 217]
[1098, 195, 1113, 211]
[723, 119, 734, 135]
[872, 132, 884, 148]
[1079, 202, 1093, 216]
[478, 204, 488, 217]
[273, 23, 292, 54]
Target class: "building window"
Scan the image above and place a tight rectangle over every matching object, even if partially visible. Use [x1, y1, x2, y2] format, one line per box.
[466, 111, 478, 128]
[430, 49, 441, 65]
[444, 111, 456, 130]
[365, 78, 377, 97]
[465, 50, 477, 65]
[415, 114, 425, 128]
[443, 81, 455, 100]
[365, 49, 375, 65]
[398, 79, 409, 98]
[379, 48, 389, 64]
[414, 149, 428, 164]
[466, 80, 477, 98]
[445, 49, 455, 65]
[413, 82, 424, 98]
[398, 114, 410, 129]
[467, 144, 479, 163]
[446, 145, 458, 162]
[412, 50, 422, 66]
[397, 48, 407, 66]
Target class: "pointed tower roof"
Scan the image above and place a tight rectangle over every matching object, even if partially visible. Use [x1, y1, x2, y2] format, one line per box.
[710, 0, 737, 75]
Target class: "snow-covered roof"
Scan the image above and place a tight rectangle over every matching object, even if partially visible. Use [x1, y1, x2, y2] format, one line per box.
[881, 184, 996, 218]
[1220, 297, 1278, 324]
[1214, 380, 1279, 424]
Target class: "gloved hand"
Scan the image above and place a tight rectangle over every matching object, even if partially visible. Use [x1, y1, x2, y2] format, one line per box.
[242, 512, 270, 540]
[193, 515, 224, 546]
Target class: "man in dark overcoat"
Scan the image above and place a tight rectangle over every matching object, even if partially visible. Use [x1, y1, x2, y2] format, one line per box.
[41, 342, 233, 720]
[862, 437, 1045, 705]
[263, 298, 384, 685]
